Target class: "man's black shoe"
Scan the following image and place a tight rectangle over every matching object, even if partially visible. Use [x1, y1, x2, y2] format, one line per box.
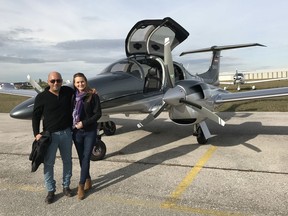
[45, 191, 55, 204]
[63, 187, 73, 197]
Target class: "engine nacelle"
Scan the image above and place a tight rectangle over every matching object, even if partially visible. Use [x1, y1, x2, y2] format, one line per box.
[169, 104, 206, 125]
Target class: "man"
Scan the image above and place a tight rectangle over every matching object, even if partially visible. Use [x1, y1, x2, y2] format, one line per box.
[32, 71, 74, 204]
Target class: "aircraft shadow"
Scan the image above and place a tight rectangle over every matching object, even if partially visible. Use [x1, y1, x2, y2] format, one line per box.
[104, 117, 196, 157]
[90, 144, 198, 193]
[85, 115, 288, 196]
[207, 120, 288, 152]
[216, 111, 253, 121]
[105, 114, 288, 157]
[108, 112, 254, 136]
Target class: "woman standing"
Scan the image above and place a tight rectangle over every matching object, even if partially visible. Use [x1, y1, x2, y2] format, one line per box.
[72, 72, 102, 200]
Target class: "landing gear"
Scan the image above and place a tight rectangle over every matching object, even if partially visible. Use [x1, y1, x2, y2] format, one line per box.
[195, 125, 208, 144]
[89, 121, 117, 161]
[100, 121, 116, 136]
[193, 122, 210, 144]
[90, 135, 107, 161]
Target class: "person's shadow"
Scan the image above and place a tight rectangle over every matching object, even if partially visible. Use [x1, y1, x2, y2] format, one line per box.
[88, 143, 198, 195]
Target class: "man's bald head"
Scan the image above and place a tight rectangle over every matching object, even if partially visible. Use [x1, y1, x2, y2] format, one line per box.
[48, 71, 62, 80]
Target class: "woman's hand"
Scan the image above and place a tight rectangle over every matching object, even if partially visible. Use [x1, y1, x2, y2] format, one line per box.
[75, 121, 83, 129]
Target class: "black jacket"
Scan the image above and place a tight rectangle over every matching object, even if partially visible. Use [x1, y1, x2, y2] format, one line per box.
[29, 131, 51, 172]
[72, 93, 102, 131]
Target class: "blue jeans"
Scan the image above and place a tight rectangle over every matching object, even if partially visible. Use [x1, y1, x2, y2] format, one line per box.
[73, 129, 96, 184]
[44, 128, 72, 192]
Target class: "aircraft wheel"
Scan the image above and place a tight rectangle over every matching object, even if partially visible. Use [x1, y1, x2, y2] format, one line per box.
[103, 121, 116, 136]
[196, 127, 208, 144]
[90, 139, 106, 161]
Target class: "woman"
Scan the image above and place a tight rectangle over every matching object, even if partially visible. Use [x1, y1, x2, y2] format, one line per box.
[72, 72, 102, 200]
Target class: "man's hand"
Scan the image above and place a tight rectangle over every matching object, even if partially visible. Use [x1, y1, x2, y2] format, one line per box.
[35, 134, 42, 141]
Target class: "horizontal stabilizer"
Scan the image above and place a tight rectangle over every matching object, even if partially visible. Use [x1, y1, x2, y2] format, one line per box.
[180, 43, 266, 56]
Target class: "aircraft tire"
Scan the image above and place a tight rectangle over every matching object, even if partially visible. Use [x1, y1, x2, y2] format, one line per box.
[196, 128, 208, 144]
[103, 121, 116, 136]
[90, 139, 107, 161]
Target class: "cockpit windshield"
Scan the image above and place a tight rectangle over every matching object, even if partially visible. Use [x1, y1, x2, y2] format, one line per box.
[100, 59, 144, 80]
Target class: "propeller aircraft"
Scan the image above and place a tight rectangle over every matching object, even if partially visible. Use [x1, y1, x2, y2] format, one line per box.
[220, 69, 288, 91]
[7, 17, 288, 160]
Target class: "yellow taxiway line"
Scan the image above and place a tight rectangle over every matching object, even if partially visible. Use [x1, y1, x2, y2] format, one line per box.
[161, 146, 217, 207]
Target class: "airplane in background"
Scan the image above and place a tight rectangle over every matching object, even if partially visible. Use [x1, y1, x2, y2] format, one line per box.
[0, 82, 16, 90]
[5, 17, 288, 160]
[0, 82, 36, 97]
[220, 69, 288, 91]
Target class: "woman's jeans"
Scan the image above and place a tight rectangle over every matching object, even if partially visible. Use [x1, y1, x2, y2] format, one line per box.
[44, 128, 72, 192]
[73, 129, 96, 184]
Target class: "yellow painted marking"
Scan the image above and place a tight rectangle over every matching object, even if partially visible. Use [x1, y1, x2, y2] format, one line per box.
[0, 183, 44, 192]
[162, 146, 217, 207]
[1, 149, 246, 215]
[98, 194, 244, 216]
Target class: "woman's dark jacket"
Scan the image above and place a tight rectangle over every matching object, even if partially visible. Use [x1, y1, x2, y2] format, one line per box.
[73, 93, 102, 131]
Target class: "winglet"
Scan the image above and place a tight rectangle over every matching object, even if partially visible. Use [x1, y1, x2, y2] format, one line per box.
[27, 75, 43, 93]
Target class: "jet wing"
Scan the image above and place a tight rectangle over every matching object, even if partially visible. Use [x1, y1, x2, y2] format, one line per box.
[0, 88, 37, 97]
[214, 87, 288, 103]
[219, 81, 234, 85]
[244, 77, 288, 84]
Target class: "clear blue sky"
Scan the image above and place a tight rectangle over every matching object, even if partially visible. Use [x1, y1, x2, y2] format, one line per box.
[1, 0, 288, 82]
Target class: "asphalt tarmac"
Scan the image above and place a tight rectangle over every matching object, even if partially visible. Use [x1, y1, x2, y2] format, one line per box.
[0, 112, 287, 216]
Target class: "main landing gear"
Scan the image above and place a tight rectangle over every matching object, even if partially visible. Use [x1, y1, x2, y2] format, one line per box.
[90, 121, 116, 161]
[193, 122, 211, 144]
[90, 135, 107, 161]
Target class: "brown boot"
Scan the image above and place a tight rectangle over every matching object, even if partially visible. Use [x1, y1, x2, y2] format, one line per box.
[77, 184, 85, 200]
[84, 178, 92, 191]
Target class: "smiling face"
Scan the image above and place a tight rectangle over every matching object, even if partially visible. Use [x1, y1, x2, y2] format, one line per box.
[74, 76, 87, 92]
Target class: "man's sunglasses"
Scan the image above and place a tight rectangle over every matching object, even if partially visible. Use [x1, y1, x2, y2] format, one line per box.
[50, 79, 63, 84]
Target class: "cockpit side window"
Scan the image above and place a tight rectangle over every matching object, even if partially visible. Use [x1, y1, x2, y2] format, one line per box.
[127, 63, 144, 79]
[174, 64, 184, 82]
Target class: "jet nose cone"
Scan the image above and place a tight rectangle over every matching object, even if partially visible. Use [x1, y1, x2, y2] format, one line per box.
[9, 98, 34, 120]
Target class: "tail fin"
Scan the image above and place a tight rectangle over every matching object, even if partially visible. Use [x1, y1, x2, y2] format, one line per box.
[180, 43, 266, 86]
